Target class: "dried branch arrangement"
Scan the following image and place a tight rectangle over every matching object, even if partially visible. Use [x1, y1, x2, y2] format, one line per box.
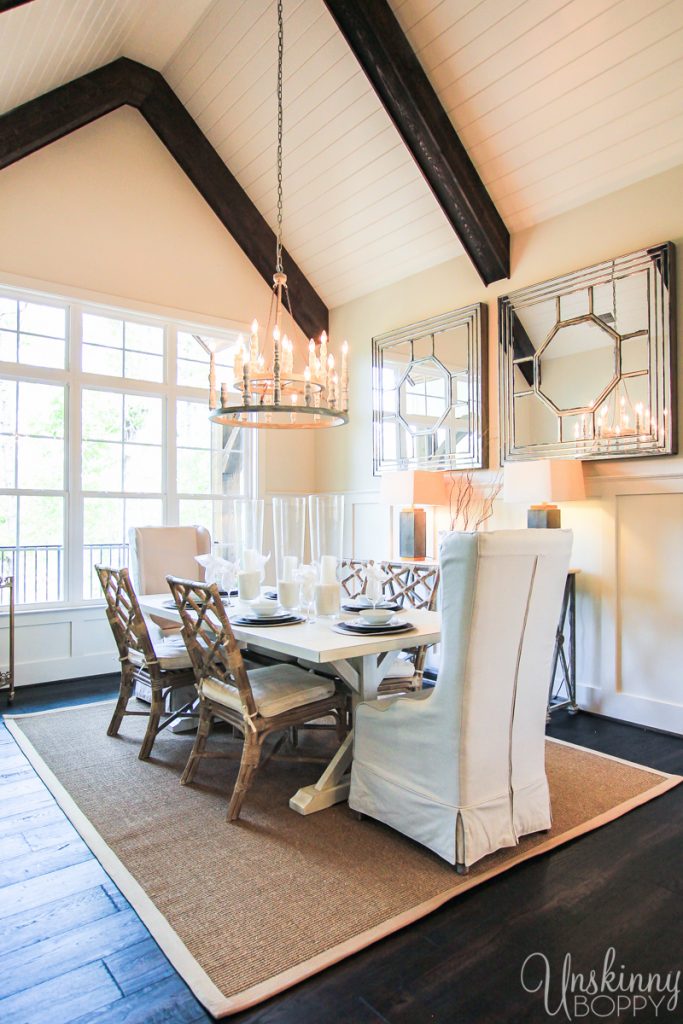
[448, 469, 503, 532]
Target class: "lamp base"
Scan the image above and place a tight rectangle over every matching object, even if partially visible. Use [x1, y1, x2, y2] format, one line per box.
[399, 507, 426, 559]
[527, 504, 561, 529]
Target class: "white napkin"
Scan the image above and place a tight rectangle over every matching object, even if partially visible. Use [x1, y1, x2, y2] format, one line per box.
[195, 554, 237, 592]
[364, 563, 388, 605]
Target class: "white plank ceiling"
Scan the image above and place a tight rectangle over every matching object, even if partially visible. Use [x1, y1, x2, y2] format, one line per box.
[1, 0, 682, 308]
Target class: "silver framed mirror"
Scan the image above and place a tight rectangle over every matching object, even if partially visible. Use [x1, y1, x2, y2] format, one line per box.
[372, 303, 488, 474]
[499, 242, 677, 462]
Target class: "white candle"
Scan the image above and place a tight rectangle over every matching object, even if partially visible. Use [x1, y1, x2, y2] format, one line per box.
[233, 342, 244, 384]
[315, 582, 339, 617]
[237, 570, 260, 601]
[250, 319, 259, 371]
[278, 579, 299, 610]
[320, 555, 337, 585]
[282, 555, 298, 582]
[320, 330, 328, 375]
[308, 339, 316, 374]
[243, 548, 259, 572]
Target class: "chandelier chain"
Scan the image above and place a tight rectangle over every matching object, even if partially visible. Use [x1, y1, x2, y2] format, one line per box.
[275, 0, 284, 274]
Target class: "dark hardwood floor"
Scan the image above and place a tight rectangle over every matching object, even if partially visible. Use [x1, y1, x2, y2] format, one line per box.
[1, 680, 682, 1023]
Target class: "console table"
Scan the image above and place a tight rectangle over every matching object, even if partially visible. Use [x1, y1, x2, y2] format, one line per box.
[548, 568, 579, 716]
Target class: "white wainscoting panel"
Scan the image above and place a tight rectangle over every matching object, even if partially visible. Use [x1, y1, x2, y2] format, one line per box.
[617, 493, 683, 709]
[0, 605, 118, 688]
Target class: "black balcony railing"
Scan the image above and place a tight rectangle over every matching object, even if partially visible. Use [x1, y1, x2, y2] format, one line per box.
[0, 543, 130, 604]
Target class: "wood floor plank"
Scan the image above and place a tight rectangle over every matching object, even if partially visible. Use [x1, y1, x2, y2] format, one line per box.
[104, 936, 176, 996]
[0, 802, 64, 839]
[69, 974, 205, 1024]
[0, 786, 54, 823]
[0, 883, 120, 957]
[22, 816, 80, 851]
[0, 831, 31, 862]
[0, 959, 122, 1024]
[0, 833, 92, 888]
[0, 775, 46, 802]
[0, 906, 148, 999]
[0, 763, 34, 786]
[0, 857, 108, 920]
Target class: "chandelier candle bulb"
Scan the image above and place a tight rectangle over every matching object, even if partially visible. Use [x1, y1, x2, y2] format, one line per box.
[233, 344, 243, 383]
[249, 319, 259, 371]
[320, 331, 328, 375]
[308, 339, 316, 374]
[209, 351, 217, 409]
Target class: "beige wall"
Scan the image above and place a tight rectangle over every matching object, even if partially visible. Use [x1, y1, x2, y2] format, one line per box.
[318, 162, 683, 734]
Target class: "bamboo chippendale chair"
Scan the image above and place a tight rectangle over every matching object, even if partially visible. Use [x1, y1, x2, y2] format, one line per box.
[166, 576, 349, 822]
[96, 565, 198, 760]
[335, 559, 440, 696]
[379, 561, 441, 695]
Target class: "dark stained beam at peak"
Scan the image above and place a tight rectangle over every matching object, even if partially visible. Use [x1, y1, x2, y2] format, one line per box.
[0, 1, 36, 12]
[0, 58, 328, 341]
[322, 0, 510, 286]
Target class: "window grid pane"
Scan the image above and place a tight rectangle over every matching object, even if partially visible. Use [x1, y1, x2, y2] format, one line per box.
[1, 289, 253, 607]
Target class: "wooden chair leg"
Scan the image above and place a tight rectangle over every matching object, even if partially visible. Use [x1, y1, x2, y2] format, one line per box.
[139, 688, 164, 761]
[181, 701, 213, 785]
[227, 731, 265, 822]
[107, 669, 134, 738]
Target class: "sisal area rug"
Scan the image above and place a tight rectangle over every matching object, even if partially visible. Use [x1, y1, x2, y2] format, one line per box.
[6, 702, 680, 1018]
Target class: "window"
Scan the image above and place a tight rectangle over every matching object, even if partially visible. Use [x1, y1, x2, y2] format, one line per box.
[0, 285, 255, 606]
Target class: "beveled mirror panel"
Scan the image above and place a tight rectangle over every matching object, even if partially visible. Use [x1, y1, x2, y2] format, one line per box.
[373, 303, 487, 473]
[499, 243, 677, 462]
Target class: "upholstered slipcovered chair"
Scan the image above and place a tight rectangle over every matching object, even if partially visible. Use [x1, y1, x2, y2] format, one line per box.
[128, 525, 212, 704]
[349, 529, 572, 871]
[129, 525, 211, 609]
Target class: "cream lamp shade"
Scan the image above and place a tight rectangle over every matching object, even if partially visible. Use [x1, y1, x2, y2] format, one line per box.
[379, 470, 449, 507]
[503, 460, 585, 528]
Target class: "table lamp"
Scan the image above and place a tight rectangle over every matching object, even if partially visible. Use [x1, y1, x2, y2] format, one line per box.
[503, 460, 585, 528]
[380, 470, 448, 558]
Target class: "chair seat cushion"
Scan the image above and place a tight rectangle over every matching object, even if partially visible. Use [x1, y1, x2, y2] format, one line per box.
[128, 635, 191, 672]
[200, 664, 336, 719]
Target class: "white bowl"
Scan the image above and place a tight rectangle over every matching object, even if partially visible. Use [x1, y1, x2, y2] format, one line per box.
[359, 608, 394, 625]
[246, 599, 282, 617]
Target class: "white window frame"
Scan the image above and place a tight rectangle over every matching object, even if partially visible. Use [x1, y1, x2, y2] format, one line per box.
[0, 282, 257, 611]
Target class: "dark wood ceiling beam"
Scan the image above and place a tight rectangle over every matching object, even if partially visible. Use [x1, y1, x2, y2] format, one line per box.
[322, 0, 510, 286]
[0, 58, 328, 340]
[0, 1, 36, 12]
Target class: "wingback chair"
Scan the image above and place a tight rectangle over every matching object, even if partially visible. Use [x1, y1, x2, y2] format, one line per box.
[129, 525, 211, 605]
[349, 530, 572, 871]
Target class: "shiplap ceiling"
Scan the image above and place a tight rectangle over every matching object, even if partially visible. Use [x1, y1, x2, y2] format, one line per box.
[2, 0, 683, 307]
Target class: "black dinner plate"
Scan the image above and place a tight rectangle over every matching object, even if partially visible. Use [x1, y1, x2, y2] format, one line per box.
[334, 619, 414, 636]
[233, 614, 304, 627]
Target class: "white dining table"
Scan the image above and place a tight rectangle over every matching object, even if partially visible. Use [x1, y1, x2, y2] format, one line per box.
[138, 593, 441, 815]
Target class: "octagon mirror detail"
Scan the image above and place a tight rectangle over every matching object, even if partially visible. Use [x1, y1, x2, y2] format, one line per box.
[499, 243, 677, 461]
[373, 303, 488, 474]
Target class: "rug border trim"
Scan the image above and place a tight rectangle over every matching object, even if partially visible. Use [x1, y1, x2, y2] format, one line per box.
[4, 710, 681, 1018]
